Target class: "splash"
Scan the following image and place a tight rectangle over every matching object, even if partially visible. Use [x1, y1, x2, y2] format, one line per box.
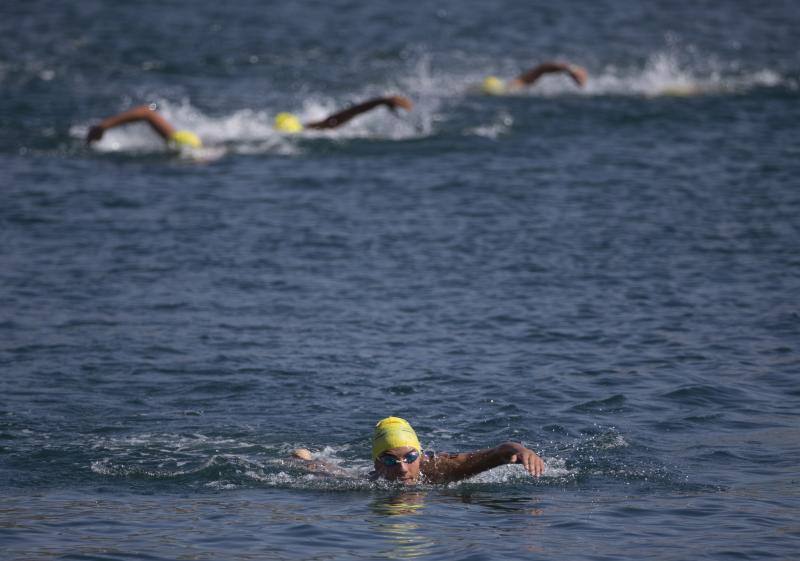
[464, 457, 576, 485]
[585, 51, 785, 97]
[466, 111, 514, 139]
[416, 48, 790, 99]
[71, 47, 789, 158]
[84, 429, 724, 493]
[87, 432, 574, 491]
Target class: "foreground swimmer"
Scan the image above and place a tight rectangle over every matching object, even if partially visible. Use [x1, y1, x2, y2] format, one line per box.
[481, 61, 588, 95]
[292, 416, 544, 485]
[86, 96, 413, 147]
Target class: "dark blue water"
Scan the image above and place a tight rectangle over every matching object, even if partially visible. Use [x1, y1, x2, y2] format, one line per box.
[2, 1, 799, 559]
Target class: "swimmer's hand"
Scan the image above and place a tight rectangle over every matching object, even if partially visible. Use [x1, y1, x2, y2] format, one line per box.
[565, 65, 588, 87]
[291, 448, 313, 461]
[86, 125, 105, 144]
[385, 95, 413, 113]
[504, 442, 545, 477]
[288, 448, 354, 478]
[511, 61, 588, 90]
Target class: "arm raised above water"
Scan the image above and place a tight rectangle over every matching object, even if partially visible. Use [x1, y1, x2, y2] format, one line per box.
[288, 448, 354, 477]
[305, 95, 413, 129]
[421, 442, 544, 483]
[509, 61, 588, 89]
[86, 105, 176, 144]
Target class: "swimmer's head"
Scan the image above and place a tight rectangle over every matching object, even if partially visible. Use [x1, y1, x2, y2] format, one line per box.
[372, 417, 421, 460]
[169, 130, 203, 149]
[274, 112, 304, 133]
[373, 417, 422, 485]
[481, 76, 507, 96]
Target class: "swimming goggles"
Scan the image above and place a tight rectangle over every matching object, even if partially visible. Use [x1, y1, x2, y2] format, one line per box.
[379, 450, 420, 467]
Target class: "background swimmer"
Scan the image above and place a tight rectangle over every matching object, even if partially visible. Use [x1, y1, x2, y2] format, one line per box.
[275, 95, 413, 133]
[482, 61, 588, 95]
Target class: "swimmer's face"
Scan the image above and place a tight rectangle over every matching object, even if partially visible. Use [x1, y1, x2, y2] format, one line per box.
[374, 446, 421, 485]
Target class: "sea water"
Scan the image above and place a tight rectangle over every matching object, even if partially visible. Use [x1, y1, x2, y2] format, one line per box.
[1, 1, 799, 559]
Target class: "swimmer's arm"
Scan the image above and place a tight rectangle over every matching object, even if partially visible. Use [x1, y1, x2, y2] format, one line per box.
[421, 442, 544, 483]
[305, 95, 413, 129]
[510, 62, 588, 89]
[288, 448, 353, 477]
[87, 105, 176, 143]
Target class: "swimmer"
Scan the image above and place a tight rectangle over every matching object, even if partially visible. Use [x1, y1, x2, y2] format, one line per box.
[273, 95, 413, 133]
[291, 416, 544, 485]
[86, 95, 414, 146]
[86, 104, 202, 149]
[481, 61, 588, 95]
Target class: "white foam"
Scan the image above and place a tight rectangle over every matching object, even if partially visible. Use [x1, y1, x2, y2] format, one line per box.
[466, 111, 514, 139]
[583, 51, 786, 97]
[75, 48, 788, 158]
[205, 481, 239, 490]
[606, 435, 629, 449]
[427, 48, 790, 99]
[464, 456, 577, 484]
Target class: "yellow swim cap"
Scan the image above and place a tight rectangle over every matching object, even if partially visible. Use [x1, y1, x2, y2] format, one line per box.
[372, 417, 422, 460]
[481, 76, 506, 96]
[274, 112, 304, 133]
[169, 130, 202, 149]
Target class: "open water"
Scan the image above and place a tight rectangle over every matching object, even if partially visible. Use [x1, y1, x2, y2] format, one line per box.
[2, 1, 799, 559]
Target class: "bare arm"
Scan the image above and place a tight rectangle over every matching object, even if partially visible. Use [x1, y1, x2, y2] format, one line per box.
[510, 62, 588, 89]
[305, 95, 413, 130]
[288, 448, 354, 478]
[421, 442, 544, 483]
[86, 105, 176, 143]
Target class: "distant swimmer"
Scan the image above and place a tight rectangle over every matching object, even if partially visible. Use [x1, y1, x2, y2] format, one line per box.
[86, 96, 413, 147]
[481, 61, 588, 95]
[273, 95, 413, 133]
[291, 416, 544, 485]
